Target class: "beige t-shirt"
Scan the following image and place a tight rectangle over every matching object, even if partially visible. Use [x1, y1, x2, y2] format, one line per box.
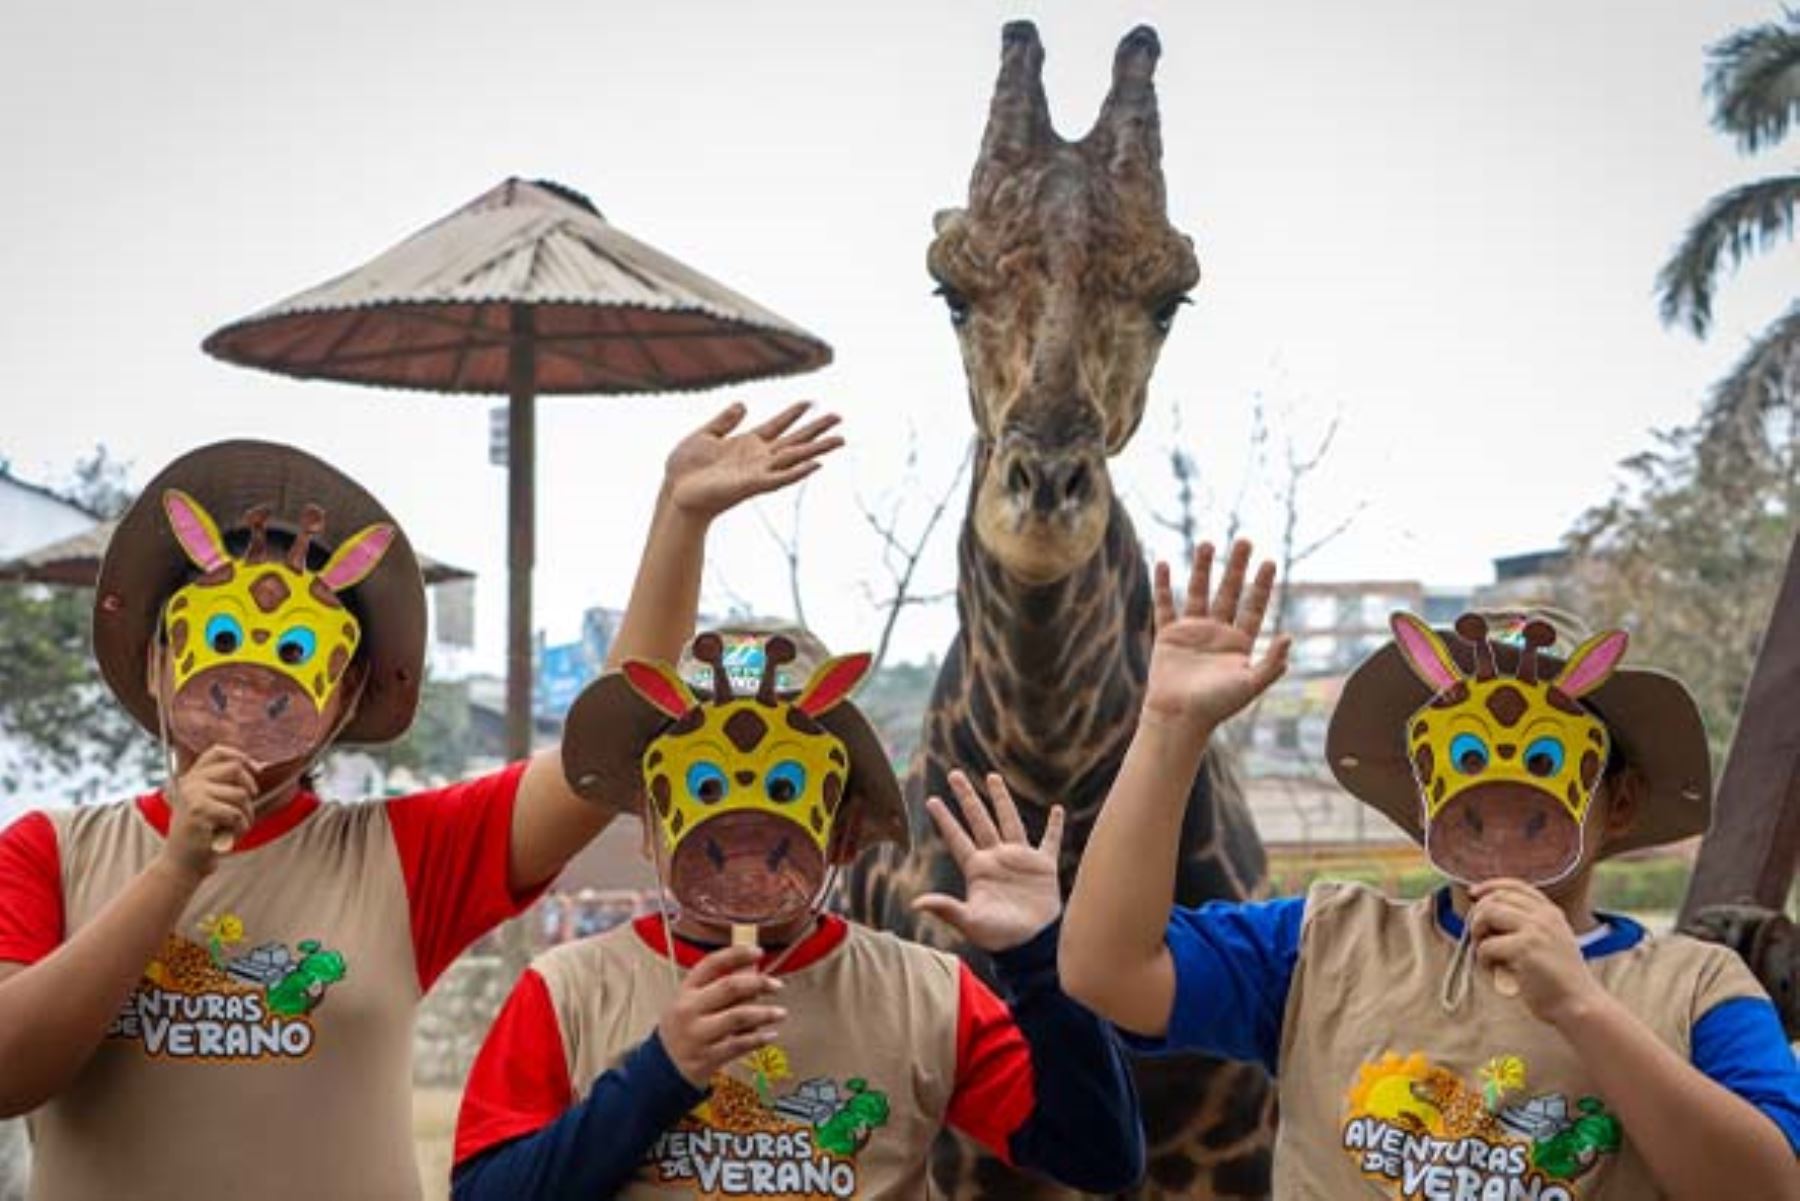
[1274, 882, 1766, 1200]
[527, 919, 963, 1198]
[0, 764, 529, 1201]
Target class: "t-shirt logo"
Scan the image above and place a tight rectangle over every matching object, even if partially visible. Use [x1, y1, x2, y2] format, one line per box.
[646, 1044, 891, 1198]
[105, 912, 348, 1062]
[1342, 1052, 1621, 1200]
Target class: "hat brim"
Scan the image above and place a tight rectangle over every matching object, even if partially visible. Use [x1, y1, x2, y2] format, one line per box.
[93, 440, 426, 746]
[562, 669, 909, 861]
[1326, 635, 1712, 857]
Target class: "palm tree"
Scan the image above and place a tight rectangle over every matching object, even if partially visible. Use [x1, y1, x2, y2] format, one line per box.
[1657, 11, 1800, 437]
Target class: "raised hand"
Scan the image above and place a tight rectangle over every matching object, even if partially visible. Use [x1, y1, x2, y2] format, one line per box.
[663, 401, 844, 520]
[912, 771, 1064, 953]
[1144, 539, 1291, 737]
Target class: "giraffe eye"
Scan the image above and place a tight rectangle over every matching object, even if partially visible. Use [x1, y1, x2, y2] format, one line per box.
[685, 762, 727, 805]
[1152, 294, 1191, 335]
[765, 761, 807, 804]
[276, 626, 317, 666]
[933, 284, 971, 328]
[1450, 733, 1490, 775]
[205, 614, 243, 655]
[1524, 736, 1565, 778]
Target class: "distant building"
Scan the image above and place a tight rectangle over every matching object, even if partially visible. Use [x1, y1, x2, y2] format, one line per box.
[0, 467, 96, 559]
[1473, 548, 1573, 609]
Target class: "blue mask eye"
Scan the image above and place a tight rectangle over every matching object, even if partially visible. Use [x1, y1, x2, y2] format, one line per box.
[204, 614, 244, 655]
[1450, 732, 1490, 775]
[686, 762, 728, 805]
[1524, 736, 1566, 778]
[276, 626, 317, 667]
[765, 761, 807, 804]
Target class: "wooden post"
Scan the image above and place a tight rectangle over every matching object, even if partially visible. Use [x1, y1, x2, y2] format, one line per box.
[1680, 531, 1800, 923]
[506, 307, 537, 764]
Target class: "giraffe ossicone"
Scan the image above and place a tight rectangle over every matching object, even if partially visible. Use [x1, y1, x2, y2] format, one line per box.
[1392, 610, 1628, 886]
[158, 487, 394, 767]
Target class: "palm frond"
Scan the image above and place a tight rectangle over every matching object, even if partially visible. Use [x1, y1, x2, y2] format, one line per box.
[1706, 14, 1800, 152]
[1656, 173, 1800, 336]
[1701, 300, 1800, 443]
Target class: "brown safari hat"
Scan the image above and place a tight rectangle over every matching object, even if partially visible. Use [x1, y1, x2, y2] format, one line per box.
[562, 622, 908, 861]
[93, 440, 426, 746]
[1326, 606, 1712, 858]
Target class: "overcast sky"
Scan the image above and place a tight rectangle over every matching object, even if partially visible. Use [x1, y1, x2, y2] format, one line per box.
[1, 1, 1792, 672]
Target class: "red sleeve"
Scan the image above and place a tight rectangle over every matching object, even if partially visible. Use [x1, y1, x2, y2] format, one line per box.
[386, 761, 542, 990]
[944, 961, 1036, 1161]
[453, 968, 574, 1168]
[0, 812, 63, 966]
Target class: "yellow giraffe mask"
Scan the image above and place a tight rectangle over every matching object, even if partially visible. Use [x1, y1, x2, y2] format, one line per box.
[624, 633, 870, 927]
[159, 489, 394, 765]
[1391, 611, 1627, 886]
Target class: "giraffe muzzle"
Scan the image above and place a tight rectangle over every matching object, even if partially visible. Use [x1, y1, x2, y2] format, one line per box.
[1424, 782, 1584, 886]
[167, 663, 330, 770]
[667, 809, 826, 927]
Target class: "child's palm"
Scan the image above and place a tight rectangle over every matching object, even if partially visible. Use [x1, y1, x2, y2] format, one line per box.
[1144, 541, 1291, 733]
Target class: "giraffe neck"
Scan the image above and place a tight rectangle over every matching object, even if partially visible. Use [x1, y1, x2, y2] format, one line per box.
[949, 491, 1152, 809]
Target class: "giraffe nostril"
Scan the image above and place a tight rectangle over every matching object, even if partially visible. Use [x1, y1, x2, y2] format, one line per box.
[705, 838, 726, 872]
[766, 837, 791, 873]
[1006, 460, 1033, 499]
[266, 693, 290, 721]
[209, 683, 228, 714]
[1063, 461, 1091, 505]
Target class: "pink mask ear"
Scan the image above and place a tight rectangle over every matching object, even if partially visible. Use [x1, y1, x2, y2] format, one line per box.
[1554, 629, 1629, 700]
[162, 489, 230, 573]
[318, 524, 396, 592]
[622, 660, 701, 720]
[1390, 612, 1463, 693]
[795, 653, 873, 717]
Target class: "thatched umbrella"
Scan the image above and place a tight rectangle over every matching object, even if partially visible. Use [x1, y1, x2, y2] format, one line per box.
[0, 519, 474, 588]
[201, 178, 831, 759]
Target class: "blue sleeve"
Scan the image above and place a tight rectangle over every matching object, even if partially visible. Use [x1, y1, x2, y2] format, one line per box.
[1692, 997, 1800, 1155]
[452, 1032, 704, 1201]
[1119, 895, 1304, 1073]
[991, 920, 1145, 1192]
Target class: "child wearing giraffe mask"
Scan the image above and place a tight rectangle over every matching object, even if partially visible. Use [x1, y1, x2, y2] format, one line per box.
[0, 401, 844, 1201]
[1063, 540, 1800, 1199]
[450, 625, 1149, 1199]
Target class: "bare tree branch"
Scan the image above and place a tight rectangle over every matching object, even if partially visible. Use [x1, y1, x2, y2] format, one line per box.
[856, 442, 972, 672]
[753, 483, 810, 627]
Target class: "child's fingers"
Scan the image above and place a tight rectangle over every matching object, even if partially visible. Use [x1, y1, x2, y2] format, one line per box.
[947, 771, 1001, 848]
[684, 945, 763, 991]
[700, 401, 749, 437]
[1152, 561, 1176, 629]
[1250, 635, 1292, 692]
[694, 1004, 788, 1044]
[1184, 543, 1215, 619]
[752, 400, 812, 440]
[1212, 539, 1252, 621]
[778, 413, 842, 448]
[923, 796, 978, 866]
[1474, 932, 1531, 970]
[986, 774, 1028, 844]
[1237, 560, 1278, 636]
[691, 970, 781, 1015]
[710, 1028, 783, 1064]
[1037, 805, 1066, 859]
[769, 436, 845, 471]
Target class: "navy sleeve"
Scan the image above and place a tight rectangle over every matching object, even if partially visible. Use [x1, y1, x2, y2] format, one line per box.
[1119, 895, 1304, 1073]
[992, 920, 1146, 1192]
[1692, 996, 1800, 1155]
[452, 1032, 705, 1201]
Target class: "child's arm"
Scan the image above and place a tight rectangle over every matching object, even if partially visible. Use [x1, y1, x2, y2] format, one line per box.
[915, 772, 1143, 1192]
[1470, 879, 1800, 1199]
[453, 945, 783, 1201]
[505, 401, 843, 894]
[1061, 540, 1289, 1037]
[0, 747, 255, 1117]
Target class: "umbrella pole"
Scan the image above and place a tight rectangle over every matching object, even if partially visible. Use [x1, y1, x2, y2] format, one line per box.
[506, 309, 537, 763]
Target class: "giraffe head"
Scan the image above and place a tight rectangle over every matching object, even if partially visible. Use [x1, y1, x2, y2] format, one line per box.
[930, 23, 1199, 584]
[1393, 611, 1628, 886]
[624, 633, 872, 927]
[157, 488, 394, 767]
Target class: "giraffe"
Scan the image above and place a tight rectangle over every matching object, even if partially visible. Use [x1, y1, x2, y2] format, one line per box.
[159, 489, 393, 766]
[845, 23, 1276, 1200]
